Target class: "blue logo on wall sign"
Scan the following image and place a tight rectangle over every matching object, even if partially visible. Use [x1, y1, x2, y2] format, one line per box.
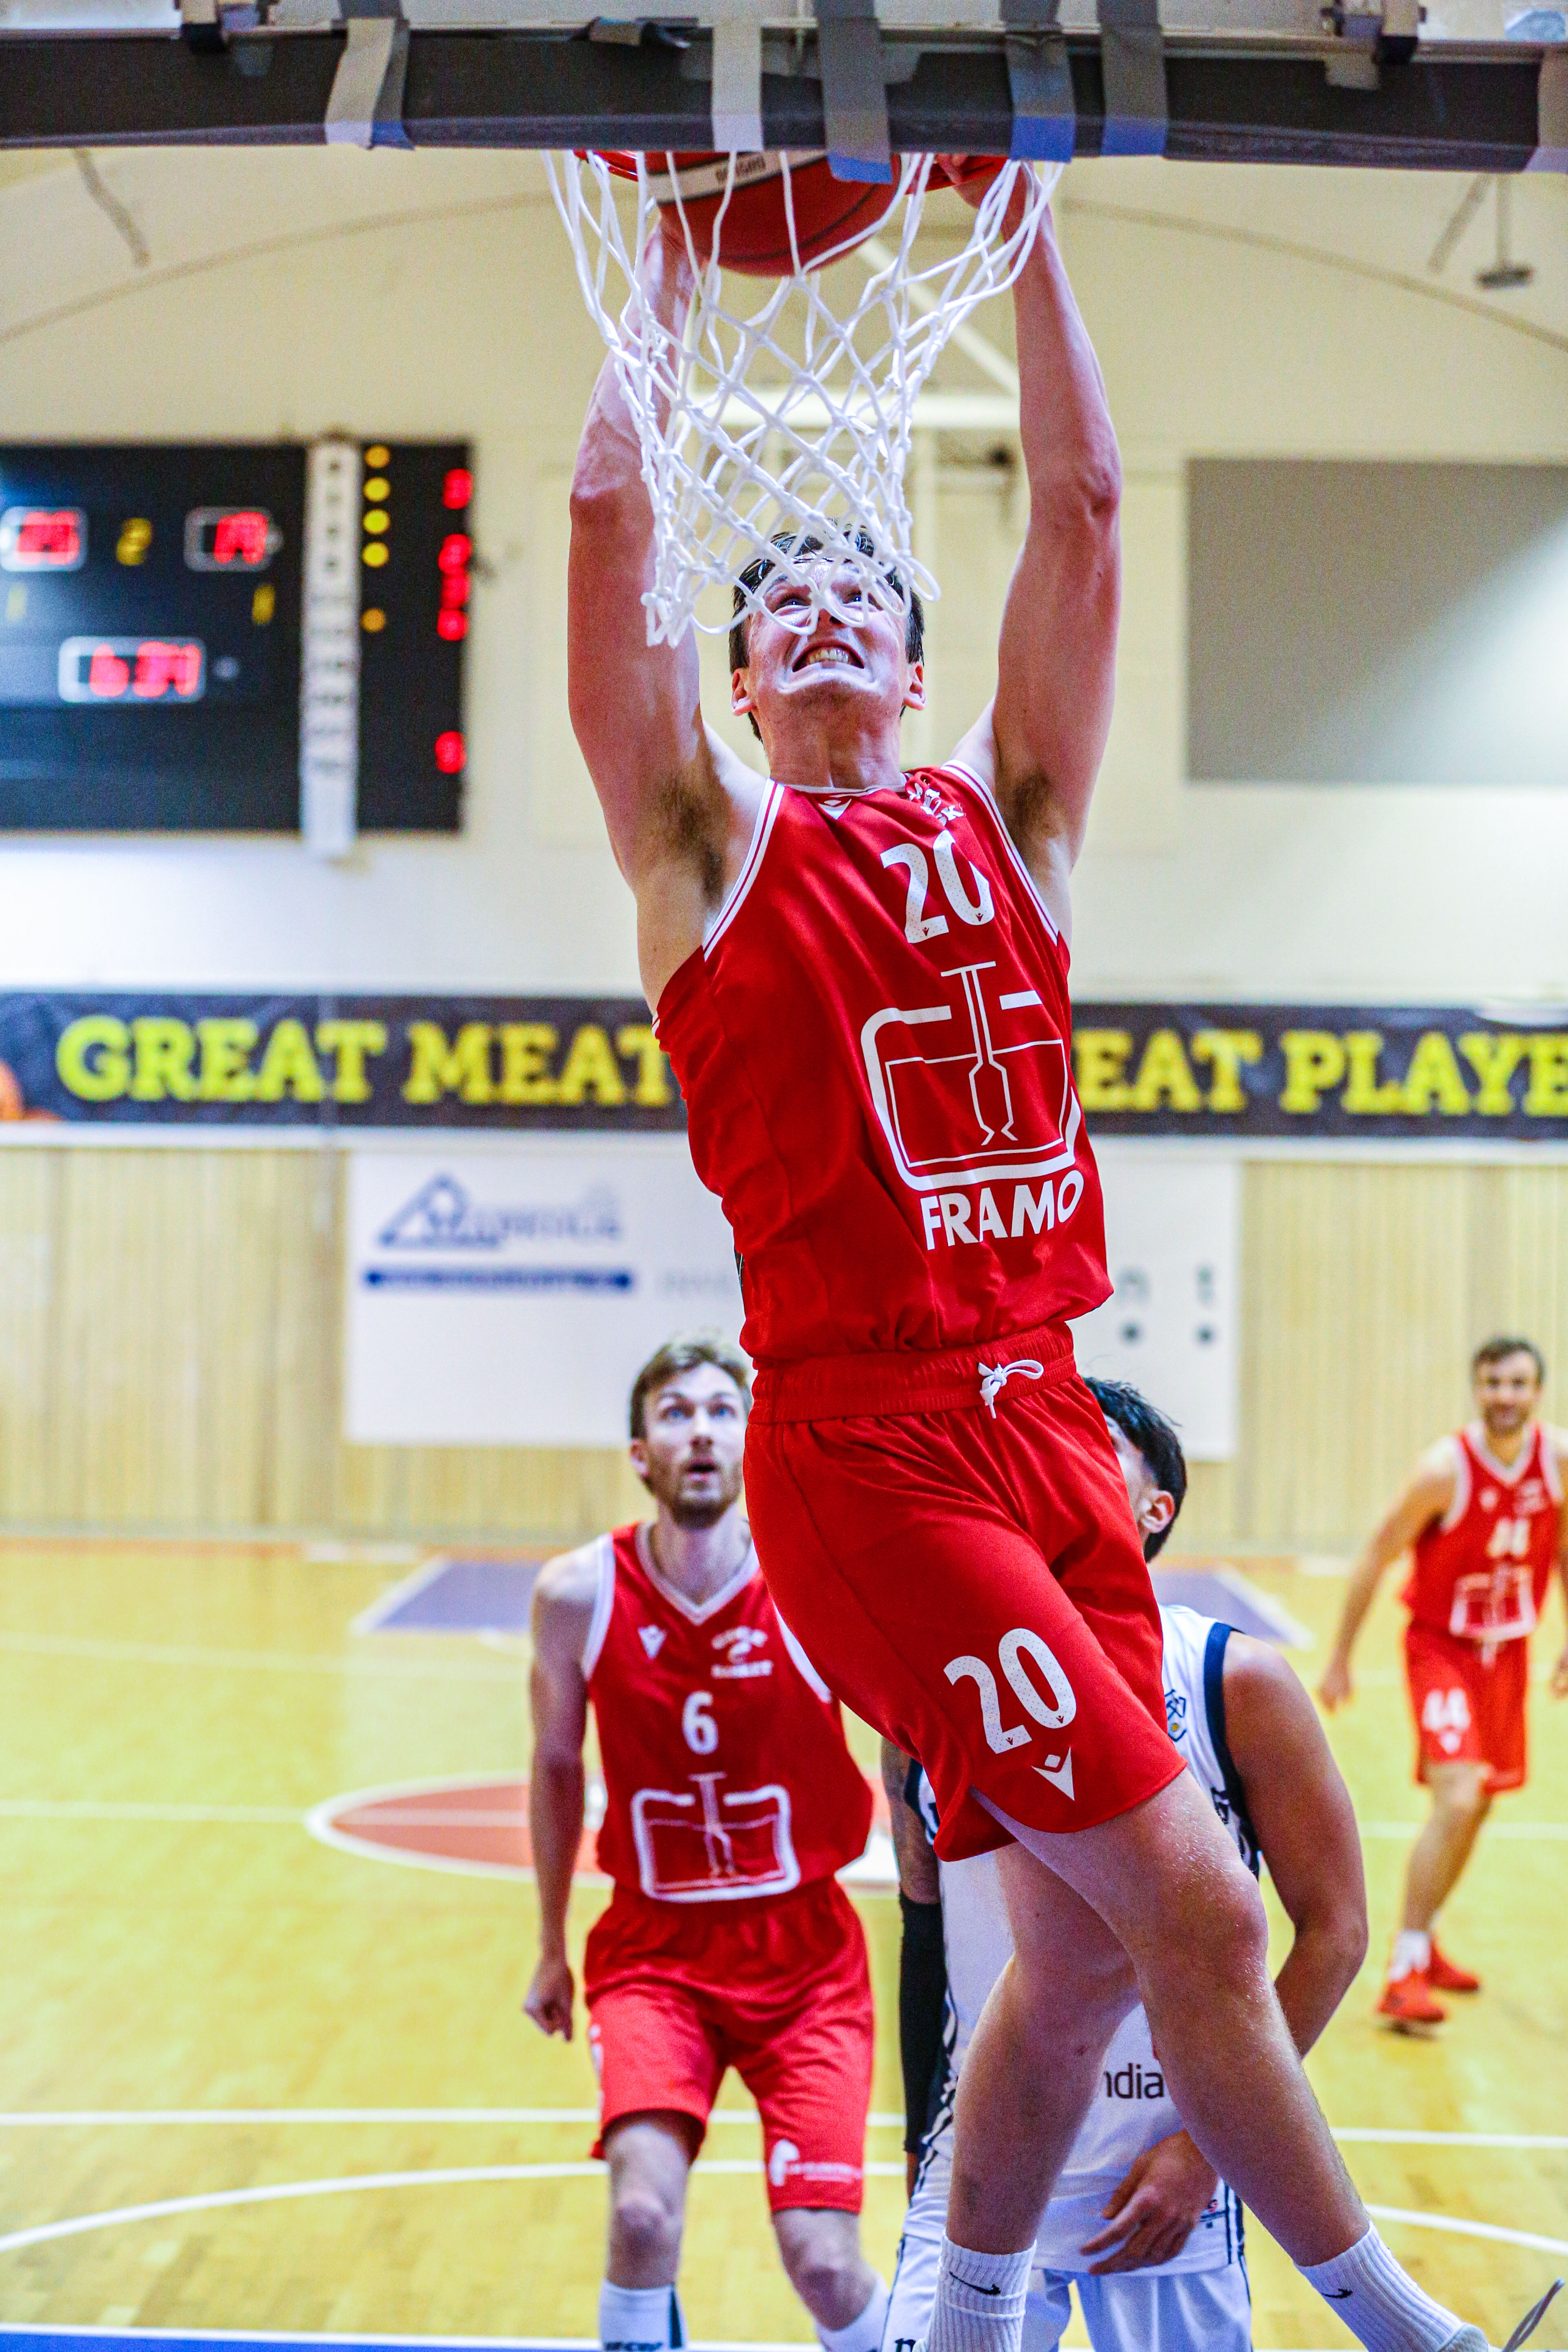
[376, 1173, 624, 1250]
[364, 1267, 633, 1292]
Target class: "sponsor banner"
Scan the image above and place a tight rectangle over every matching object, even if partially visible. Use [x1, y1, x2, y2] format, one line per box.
[345, 1144, 744, 1446]
[0, 992, 1562, 1141]
[0, 993, 676, 1131]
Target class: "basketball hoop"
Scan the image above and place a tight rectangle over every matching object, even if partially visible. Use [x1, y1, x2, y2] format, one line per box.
[546, 149, 1060, 648]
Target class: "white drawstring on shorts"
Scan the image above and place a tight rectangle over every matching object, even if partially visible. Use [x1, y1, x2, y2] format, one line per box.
[978, 1358, 1046, 1416]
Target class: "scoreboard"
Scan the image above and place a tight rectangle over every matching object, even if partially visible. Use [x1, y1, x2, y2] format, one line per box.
[0, 441, 471, 837]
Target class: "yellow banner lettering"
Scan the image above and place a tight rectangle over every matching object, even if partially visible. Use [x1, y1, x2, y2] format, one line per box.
[1341, 1031, 1403, 1114]
[1190, 1029, 1262, 1114]
[1073, 1029, 1134, 1112]
[403, 1022, 495, 1105]
[1129, 1028, 1202, 1114]
[616, 1023, 675, 1108]
[1457, 1032, 1529, 1116]
[316, 1019, 388, 1105]
[56, 1014, 131, 1102]
[1278, 1030, 1347, 1114]
[498, 1024, 559, 1105]
[256, 1019, 326, 1103]
[130, 1017, 198, 1103]
[1401, 1031, 1471, 1116]
[196, 1018, 259, 1103]
[557, 1024, 628, 1107]
[1524, 1034, 1568, 1118]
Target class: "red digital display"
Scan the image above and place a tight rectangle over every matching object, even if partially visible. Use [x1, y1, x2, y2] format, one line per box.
[437, 529, 471, 644]
[58, 637, 205, 704]
[443, 467, 473, 510]
[184, 506, 280, 572]
[434, 729, 466, 775]
[0, 506, 87, 572]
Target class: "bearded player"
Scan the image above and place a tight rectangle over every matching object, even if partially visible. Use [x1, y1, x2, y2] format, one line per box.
[525, 1336, 886, 2352]
[884, 1378, 1368, 2352]
[1320, 1335, 1568, 2027]
[567, 156, 1497, 2352]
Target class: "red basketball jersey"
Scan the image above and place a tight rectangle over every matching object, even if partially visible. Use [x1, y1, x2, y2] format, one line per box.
[1403, 1423, 1563, 1644]
[583, 1523, 873, 1901]
[655, 763, 1110, 1365]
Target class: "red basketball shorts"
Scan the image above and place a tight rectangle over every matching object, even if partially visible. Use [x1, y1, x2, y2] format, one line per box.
[1406, 1620, 1529, 1793]
[745, 1321, 1183, 1861]
[583, 1875, 873, 2212]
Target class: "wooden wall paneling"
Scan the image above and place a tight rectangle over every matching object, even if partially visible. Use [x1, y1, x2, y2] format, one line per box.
[0, 1148, 58, 1521]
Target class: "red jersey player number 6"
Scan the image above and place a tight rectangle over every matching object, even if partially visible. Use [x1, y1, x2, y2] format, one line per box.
[524, 1336, 884, 2352]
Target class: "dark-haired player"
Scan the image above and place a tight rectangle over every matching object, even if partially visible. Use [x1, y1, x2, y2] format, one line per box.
[885, 1379, 1368, 2352]
[568, 153, 1494, 2352]
[525, 1336, 886, 2352]
[1321, 1336, 1568, 2027]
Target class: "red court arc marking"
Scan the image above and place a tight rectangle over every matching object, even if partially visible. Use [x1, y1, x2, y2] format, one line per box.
[305, 1773, 890, 1883]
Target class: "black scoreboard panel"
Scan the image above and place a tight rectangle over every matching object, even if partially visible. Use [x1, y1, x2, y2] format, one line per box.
[0, 441, 469, 833]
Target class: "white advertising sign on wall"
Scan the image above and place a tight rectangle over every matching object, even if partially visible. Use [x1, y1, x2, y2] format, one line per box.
[346, 1143, 744, 1447]
[1070, 1150, 1239, 1461]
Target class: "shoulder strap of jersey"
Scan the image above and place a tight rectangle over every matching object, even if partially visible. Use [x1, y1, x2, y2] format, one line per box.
[579, 1532, 619, 1678]
[1201, 1620, 1260, 1878]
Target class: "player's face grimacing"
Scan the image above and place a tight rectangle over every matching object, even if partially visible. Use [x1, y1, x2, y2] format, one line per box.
[1101, 1413, 1176, 1559]
[630, 1363, 749, 1529]
[731, 562, 924, 751]
[1473, 1349, 1541, 1443]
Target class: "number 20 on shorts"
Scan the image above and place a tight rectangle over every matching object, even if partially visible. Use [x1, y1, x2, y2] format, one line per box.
[946, 1630, 1076, 1755]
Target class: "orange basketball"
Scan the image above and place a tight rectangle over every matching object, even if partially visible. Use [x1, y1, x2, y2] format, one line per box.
[597, 150, 900, 276]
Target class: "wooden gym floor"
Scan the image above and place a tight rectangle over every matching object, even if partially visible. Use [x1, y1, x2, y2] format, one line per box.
[0, 1537, 1565, 2349]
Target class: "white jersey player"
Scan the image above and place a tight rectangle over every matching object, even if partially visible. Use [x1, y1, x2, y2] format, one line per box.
[884, 1382, 1370, 2352]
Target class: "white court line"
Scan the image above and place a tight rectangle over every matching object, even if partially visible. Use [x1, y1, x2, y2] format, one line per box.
[0, 1801, 304, 1823]
[0, 2109, 902, 2129]
[0, 2163, 1563, 2271]
[0, 1631, 520, 1683]
[0, 2113, 1564, 2147]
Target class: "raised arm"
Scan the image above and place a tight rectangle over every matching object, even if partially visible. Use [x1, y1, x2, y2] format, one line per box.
[1318, 1445, 1454, 1710]
[1083, 1637, 1368, 2276]
[522, 1548, 596, 2042]
[949, 176, 1121, 937]
[567, 224, 760, 1004]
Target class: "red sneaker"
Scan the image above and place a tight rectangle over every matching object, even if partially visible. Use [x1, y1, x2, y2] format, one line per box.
[1426, 1940, 1481, 1994]
[1377, 1968, 1448, 2027]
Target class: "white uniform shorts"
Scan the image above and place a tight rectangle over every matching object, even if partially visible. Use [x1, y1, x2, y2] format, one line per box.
[884, 2211, 1252, 2352]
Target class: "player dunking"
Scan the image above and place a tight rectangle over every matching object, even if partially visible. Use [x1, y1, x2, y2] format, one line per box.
[1320, 1334, 1568, 2027]
[567, 161, 1494, 2351]
[525, 1337, 887, 2352]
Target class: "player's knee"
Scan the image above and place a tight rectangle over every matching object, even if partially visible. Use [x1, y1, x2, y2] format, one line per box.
[1435, 1770, 1490, 1825]
[775, 2221, 864, 2320]
[609, 2187, 682, 2270]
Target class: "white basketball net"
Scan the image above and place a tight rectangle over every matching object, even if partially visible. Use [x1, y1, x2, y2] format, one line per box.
[546, 150, 1059, 646]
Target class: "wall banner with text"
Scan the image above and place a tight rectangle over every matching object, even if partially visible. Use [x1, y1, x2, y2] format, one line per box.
[0, 993, 1563, 1141]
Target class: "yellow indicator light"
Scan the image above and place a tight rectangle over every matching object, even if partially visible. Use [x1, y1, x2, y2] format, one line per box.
[252, 583, 276, 626]
[363, 510, 390, 536]
[363, 543, 390, 568]
[4, 585, 25, 623]
[363, 477, 390, 503]
[116, 517, 153, 566]
[365, 444, 391, 468]
[361, 607, 387, 633]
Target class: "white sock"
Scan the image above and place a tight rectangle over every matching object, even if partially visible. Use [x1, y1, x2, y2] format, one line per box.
[927, 2238, 1032, 2352]
[599, 2282, 683, 2351]
[816, 2275, 889, 2352]
[1300, 2225, 1469, 2352]
[1390, 1929, 1432, 1979]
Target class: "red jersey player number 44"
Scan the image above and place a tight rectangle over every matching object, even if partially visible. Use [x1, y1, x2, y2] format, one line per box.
[1321, 1335, 1568, 2030]
[565, 159, 1515, 2352]
[524, 1336, 885, 2352]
